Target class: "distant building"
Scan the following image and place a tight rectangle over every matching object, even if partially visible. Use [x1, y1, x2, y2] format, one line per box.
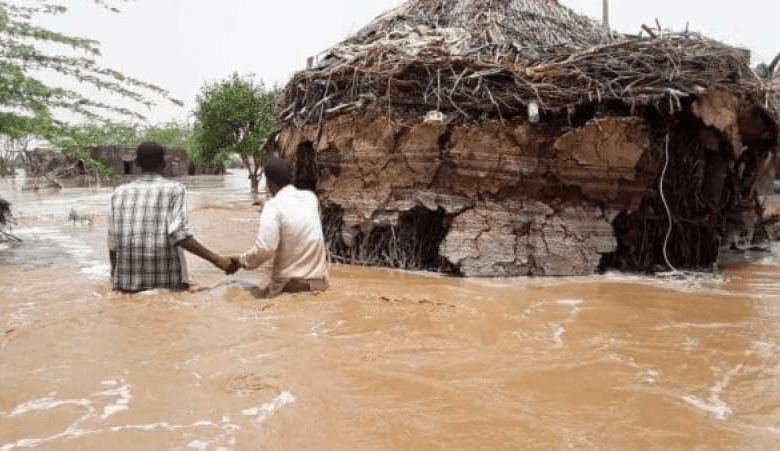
[26, 146, 224, 178]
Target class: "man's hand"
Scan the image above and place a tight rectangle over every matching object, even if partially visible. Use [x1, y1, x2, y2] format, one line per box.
[214, 255, 240, 275]
[226, 256, 241, 275]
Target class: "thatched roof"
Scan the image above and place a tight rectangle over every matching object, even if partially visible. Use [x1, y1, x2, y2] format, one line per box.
[277, 0, 775, 126]
[343, 0, 608, 61]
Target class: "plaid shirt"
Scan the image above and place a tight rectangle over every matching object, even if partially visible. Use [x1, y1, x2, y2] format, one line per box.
[108, 173, 193, 292]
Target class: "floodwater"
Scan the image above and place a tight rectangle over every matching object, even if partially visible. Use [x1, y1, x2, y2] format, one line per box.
[2, 171, 780, 450]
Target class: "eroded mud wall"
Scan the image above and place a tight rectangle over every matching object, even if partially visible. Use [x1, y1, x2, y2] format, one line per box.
[279, 92, 778, 276]
[279, 113, 657, 276]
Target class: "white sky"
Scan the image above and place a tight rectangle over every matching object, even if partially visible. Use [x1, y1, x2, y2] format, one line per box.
[31, 0, 780, 125]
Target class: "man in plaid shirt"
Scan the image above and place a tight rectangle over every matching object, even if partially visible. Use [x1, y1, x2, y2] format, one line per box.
[108, 141, 237, 292]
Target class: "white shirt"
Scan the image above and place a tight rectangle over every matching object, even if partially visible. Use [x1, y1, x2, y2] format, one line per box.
[240, 185, 328, 286]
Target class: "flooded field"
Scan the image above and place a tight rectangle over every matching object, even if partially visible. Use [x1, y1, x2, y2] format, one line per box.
[2, 171, 780, 449]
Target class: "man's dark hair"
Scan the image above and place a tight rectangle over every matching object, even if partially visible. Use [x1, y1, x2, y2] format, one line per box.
[136, 141, 165, 171]
[264, 158, 292, 187]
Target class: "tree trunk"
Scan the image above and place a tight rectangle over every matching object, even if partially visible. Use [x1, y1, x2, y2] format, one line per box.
[242, 155, 261, 194]
[250, 173, 259, 193]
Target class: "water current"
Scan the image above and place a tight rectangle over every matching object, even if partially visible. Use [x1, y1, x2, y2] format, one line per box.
[2, 170, 780, 449]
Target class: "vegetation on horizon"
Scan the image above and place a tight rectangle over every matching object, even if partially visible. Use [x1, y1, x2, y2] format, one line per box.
[755, 51, 780, 80]
[0, 0, 184, 176]
[194, 72, 279, 194]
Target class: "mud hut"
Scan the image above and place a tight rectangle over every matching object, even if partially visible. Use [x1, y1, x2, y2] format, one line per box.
[26, 146, 223, 179]
[275, 0, 780, 276]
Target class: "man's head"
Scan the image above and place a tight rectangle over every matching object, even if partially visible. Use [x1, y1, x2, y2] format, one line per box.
[136, 141, 166, 173]
[263, 158, 292, 196]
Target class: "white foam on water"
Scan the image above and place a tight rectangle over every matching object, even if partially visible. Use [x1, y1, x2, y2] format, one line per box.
[2, 396, 96, 451]
[681, 395, 733, 420]
[556, 299, 583, 309]
[0, 427, 97, 451]
[3, 379, 244, 449]
[550, 323, 565, 346]
[8, 396, 92, 417]
[96, 381, 132, 420]
[187, 440, 209, 451]
[680, 364, 741, 420]
[242, 391, 296, 424]
[556, 299, 583, 317]
[184, 354, 201, 365]
[308, 321, 334, 339]
[658, 322, 741, 330]
[642, 369, 660, 383]
[109, 418, 238, 451]
[110, 422, 178, 432]
[2, 378, 133, 450]
[14, 226, 108, 280]
[110, 421, 189, 432]
[7, 303, 36, 328]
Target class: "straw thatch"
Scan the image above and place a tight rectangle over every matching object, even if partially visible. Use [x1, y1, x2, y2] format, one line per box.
[277, 0, 773, 126]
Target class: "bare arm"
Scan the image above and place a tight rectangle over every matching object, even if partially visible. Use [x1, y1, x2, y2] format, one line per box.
[178, 237, 238, 274]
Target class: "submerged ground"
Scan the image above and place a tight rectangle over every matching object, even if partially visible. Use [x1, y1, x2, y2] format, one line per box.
[2, 171, 780, 449]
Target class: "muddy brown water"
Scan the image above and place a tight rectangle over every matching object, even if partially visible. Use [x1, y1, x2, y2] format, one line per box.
[3, 171, 780, 450]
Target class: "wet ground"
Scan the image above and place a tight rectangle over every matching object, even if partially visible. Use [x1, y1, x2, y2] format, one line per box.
[2, 171, 780, 449]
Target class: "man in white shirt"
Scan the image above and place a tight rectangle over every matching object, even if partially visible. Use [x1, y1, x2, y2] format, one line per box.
[233, 158, 328, 297]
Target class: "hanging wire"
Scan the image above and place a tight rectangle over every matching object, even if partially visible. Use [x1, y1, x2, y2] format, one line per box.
[659, 133, 679, 273]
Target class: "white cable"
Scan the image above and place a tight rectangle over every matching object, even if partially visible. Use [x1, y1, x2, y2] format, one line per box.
[659, 133, 680, 274]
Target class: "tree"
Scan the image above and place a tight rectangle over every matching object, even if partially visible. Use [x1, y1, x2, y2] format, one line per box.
[0, 1, 182, 157]
[0, 133, 31, 176]
[755, 51, 780, 80]
[142, 121, 192, 149]
[194, 72, 278, 193]
[141, 121, 200, 165]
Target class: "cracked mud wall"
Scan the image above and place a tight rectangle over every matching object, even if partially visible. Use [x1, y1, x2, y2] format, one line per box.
[279, 113, 651, 276]
[279, 92, 779, 276]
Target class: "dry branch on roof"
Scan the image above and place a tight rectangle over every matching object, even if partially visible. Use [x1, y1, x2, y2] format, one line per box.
[278, 30, 768, 126]
[277, 0, 775, 126]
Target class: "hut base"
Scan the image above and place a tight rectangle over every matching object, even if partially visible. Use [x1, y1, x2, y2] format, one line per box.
[280, 94, 777, 276]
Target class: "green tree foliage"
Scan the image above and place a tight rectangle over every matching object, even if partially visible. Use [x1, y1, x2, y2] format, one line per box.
[755, 51, 780, 80]
[0, 0, 182, 164]
[141, 121, 200, 169]
[194, 72, 278, 193]
[142, 121, 192, 150]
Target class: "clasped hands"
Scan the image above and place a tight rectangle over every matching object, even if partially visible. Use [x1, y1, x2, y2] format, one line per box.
[214, 255, 246, 275]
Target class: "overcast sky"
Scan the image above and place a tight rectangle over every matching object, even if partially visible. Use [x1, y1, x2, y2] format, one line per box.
[32, 0, 780, 125]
